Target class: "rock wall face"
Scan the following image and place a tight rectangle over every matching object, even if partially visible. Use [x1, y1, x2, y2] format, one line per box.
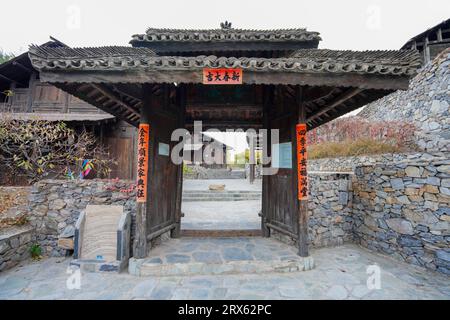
[352, 158, 450, 275]
[308, 152, 449, 172]
[28, 179, 136, 257]
[308, 173, 354, 247]
[359, 49, 450, 152]
[19, 158, 450, 275]
[0, 226, 33, 272]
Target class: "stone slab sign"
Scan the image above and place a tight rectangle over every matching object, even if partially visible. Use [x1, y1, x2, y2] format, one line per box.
[72, 205, 131, 273]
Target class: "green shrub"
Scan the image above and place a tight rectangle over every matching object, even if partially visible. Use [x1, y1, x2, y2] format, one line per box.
[29, 244, 42, 260]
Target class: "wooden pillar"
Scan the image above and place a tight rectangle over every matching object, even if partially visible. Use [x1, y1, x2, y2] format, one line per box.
[133, 85, 152, 258]
[261, 85, 272, 237]
[294, 86, 309, 257]
[249, 137, 255, 184]
[172, 85, 186, 238]
[424, 36, 430, 63]
[26, 73, 37, 113]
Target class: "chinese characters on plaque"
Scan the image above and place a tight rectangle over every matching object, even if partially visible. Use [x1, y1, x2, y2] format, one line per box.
[136, 124, 149, 203]
[202, 68, 243, 85]
[296, 124, 308, 200]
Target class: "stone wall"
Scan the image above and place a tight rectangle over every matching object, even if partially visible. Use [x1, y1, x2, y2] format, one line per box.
[271, 172, 354, 249]
[184, 165, 245, 179]
[28, 179, 136, 257]
[352, 158, 450, 275]
[20, 159, 450, 275]
[308, 152, 449, 172]
[0, 226, 33, 272]
[308, 173, 353, 247]
[359, 49, 450, 152]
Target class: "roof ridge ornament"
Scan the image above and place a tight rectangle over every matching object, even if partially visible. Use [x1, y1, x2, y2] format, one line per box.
[220, 21, 232, 30]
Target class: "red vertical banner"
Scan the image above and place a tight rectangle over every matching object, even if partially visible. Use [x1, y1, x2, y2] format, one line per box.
[296, 124, 308, 200]
[136, 124, 150, 203]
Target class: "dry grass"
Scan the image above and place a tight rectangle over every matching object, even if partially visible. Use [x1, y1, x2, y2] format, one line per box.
[0, 187, 30, 229]
[309, 138, 403, 160]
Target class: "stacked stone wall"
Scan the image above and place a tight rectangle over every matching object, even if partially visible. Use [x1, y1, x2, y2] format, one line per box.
[359, 49, 450, 152]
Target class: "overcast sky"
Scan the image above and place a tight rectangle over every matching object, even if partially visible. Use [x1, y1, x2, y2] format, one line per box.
[1, 0, 449, 54]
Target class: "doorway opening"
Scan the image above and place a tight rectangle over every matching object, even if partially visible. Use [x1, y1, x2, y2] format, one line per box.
[180, 130, 263, 237]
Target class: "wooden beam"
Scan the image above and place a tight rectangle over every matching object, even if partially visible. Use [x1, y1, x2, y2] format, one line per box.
[12, 61, 33, 74]
[437, 28, 443, 42]
[54, 83, 138, 127]
[40, 69, 412, 91]
[306, 88, 363, 123]
[0, 74, 26, 87]
[294, 86, 309, 257]
[91, 84, 140, 118]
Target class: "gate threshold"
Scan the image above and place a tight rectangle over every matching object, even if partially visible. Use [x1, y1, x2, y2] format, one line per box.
[181, 229, 262, 237]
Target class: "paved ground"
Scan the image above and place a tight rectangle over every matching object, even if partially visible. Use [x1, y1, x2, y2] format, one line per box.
[182, 179, 262, 230]
[181, 200, 261, 230]
[183, 179, 262, 192]
[143, 237, 299, 264]
[1, 243, 449, 300]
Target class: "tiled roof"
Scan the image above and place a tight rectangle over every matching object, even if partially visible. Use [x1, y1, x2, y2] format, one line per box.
[0, 112, 115, 122]
[29, 45, 420, 77]
[130, 28, 321, 44]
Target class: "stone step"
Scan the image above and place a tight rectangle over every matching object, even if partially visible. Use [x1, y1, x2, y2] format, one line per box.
[181, 229, 262, 237]
[183, 190, 261, 194]
[182, 193, 261, 198]
[128, 237, 314, 277]
[182, 197, 261, 202]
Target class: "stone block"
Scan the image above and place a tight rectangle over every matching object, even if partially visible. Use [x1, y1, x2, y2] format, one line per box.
[386, 218, 414, 235]
[208, 184, 225, 191]
[390, 178, 405, 190]
[58, 238, 74, 250]
[405, 166, 421, 178]
[338, 192, 349, 205]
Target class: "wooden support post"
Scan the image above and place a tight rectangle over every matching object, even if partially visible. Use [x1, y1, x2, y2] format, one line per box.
[26, 73, 37, 113]
[172, 85, 186, 238]
[295, 86, 309, 257]
[133, 86, 151, 259]
[261, 85, 272, 237]
[249, 136, 255, 184]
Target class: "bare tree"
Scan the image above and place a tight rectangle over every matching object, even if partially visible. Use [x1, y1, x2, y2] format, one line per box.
[0, 116, 116, 183]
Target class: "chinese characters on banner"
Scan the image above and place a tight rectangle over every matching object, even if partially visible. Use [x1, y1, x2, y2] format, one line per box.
[296, 124, 308, 200]
[202, 68, 243, 85]
[136, 124, 150, 203]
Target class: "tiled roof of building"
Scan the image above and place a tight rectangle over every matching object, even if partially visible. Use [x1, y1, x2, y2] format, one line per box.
[29, 46, 420, 77]
[130, 27, 321, 44]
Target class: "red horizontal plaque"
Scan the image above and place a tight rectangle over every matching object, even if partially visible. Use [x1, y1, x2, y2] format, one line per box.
[202, 68, 243, 85]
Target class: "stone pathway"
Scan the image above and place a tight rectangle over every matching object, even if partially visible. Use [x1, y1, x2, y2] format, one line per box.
[181, 200, 261, 230]
[183, 179, 262, 192]
[182, 179, 262, 230]
[1, 244, 449, 300]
